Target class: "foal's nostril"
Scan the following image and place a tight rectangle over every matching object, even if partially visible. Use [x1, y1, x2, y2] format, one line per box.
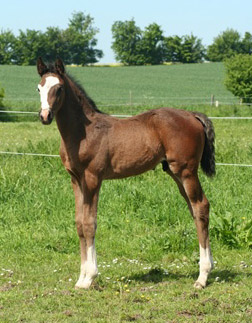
[48, 109, 53, 122]
[39, 112, 44, 122]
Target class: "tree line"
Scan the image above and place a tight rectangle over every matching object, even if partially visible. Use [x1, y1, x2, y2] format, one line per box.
[0, 13, 252, 65]
[0, 12, 103, 65]
[112, 19, 252, 65]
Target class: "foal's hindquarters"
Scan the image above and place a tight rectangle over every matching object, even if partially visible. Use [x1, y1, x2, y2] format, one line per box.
[159, 112, 214, 289]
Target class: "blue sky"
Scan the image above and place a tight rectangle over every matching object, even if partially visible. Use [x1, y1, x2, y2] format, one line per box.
[1, 0, 252, 63]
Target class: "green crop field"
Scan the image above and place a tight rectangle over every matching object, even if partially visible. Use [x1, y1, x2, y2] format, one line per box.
[0, 63, 252, 322]
[1, 62, 252, 121]
[0, 62, 251, 116]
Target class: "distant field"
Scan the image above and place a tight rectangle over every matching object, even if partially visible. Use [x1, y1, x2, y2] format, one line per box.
[0, 62, 244, 115]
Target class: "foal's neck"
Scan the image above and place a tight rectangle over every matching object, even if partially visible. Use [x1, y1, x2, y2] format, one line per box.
[55, 78, 95, 144]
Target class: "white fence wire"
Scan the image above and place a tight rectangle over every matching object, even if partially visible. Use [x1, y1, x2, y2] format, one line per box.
[0, 110, 252, 120]
[3, 95, 252, 106]
[0, 151, 251, 168]
[0, 106, 251, 168]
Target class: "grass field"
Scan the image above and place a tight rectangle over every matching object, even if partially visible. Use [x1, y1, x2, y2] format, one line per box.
[0, 63, 252, 321]
[0, 118, 251, 322]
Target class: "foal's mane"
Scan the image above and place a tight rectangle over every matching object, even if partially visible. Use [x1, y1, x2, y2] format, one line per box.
[65, 73, 104, 114]
[46, 63, 103, 114]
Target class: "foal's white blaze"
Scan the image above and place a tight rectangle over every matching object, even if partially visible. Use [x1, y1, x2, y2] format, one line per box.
[195, 244, 213, 288]
[75, 242, 98, 289]
[38, 76, 60, 110]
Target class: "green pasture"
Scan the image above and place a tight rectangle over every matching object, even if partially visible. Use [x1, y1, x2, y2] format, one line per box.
[1, 62, 251, 118]
[0, 118, 251, 322]
[0, 63, 251, 321]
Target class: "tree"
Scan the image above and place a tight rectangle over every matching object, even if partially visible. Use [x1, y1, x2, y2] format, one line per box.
[163, 36, 183, 62]
[112, 20, 165, 65]
[65, 12, 103, 65]
[140, 23, 165, 65]
[14, 29, 47, 65]
[224, 54, 252, 103]
[163, 34, 205, 63]
[180, 34, 205, 63]
[43, 27, 66, 62]
[207, 29, 242, 62]
[241, 32, 252, 54]
[111, 19, 144, 65]
[0, 30, 16, 64]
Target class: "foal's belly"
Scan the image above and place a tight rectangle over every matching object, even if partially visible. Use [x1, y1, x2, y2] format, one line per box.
[106, 139, 163, 179]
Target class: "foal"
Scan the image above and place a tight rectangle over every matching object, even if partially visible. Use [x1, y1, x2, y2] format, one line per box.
[37, 57, 215, 289]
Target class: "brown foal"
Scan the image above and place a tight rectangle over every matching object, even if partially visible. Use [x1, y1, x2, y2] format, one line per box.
[37, 58, 215, 289]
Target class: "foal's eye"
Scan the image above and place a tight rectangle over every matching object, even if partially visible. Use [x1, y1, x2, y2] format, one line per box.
[37, 87, 40, 93]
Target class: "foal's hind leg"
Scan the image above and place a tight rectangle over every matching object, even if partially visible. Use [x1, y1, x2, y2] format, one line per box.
[180, 170, 213, 288]
[168, 162, 213, 288]
[166, 168, 193, 216]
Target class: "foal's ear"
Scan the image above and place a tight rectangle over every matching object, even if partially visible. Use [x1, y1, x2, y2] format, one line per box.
[37, 57, 48, 77]
[55, 58, 65, 75]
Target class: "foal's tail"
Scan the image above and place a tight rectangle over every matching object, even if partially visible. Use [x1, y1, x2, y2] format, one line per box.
[193, 112, 216, 177]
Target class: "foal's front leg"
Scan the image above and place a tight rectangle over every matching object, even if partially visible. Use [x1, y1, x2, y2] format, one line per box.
[71, 178, 85, 288]
[74, 174, 100, 289]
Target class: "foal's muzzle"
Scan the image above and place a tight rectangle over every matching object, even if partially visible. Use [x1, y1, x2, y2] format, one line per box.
[39, 108, 53, 125]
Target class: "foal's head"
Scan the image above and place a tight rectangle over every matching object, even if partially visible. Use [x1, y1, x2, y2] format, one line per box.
[37, 57, 66, 125]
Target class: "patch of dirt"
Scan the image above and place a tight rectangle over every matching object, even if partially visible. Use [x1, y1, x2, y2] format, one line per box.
[92, 282, 104, 292]
[189, 292, 199, 299]
[201, 297, 219, 307]
[246, 308, 252, 316]
[63, 310, 74, 317]
[177, 310, 204, 320]
[122, 314, 143, 321]
[132, 297, 147, 304]
[0, 283, 15, 292]
[60, 290, 72, 296]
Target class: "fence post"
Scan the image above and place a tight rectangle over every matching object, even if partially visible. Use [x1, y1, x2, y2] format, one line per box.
[211, 94, 215, 106]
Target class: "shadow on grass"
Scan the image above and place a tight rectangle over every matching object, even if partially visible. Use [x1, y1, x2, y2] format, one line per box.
[0, 106, 38, 122]
[129, 268, 189, 284]
[129, 267, 252, 285]
[209, 269, 252, 284]
[0, 107, 13, 122]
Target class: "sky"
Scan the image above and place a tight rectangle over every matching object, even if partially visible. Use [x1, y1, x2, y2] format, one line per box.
[1, 0, 252, 63]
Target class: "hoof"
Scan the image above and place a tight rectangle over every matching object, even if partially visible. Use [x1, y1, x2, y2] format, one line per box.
[194, 281, 205, 289]
[75, 277, 93, 290]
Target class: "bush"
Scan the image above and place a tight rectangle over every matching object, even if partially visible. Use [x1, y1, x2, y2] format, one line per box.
[211, 211, 252, 248]
[224, 54, 252, 103]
